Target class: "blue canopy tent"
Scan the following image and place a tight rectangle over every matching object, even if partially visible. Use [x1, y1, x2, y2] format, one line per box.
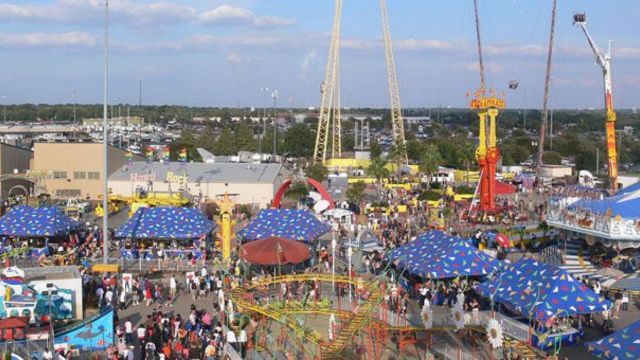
[388, 230, 502, 279]
[586, 320, 640, 359]
[568, 193, 640, 219]
[238, 209, 331, 242]
[617, 182, 640, 196]
[476, 258, 612, 321]
[0, 205, 79, 237]
[116, 207, 215, 240]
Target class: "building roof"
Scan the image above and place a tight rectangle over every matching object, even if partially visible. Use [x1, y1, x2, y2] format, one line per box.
[109, 161, 283, 184]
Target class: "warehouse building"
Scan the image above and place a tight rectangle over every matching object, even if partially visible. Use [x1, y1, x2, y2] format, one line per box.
[108, 162, 289, 208]
[31, 142, 143, 199]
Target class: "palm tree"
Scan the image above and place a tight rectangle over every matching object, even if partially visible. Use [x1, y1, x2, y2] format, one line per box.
[419, 144, 443, 186]
[456, 141, 476, 185]
[367, 156, 390, 194]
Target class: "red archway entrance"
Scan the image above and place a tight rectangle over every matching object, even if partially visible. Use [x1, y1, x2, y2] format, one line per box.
[271, 178, 335, 209]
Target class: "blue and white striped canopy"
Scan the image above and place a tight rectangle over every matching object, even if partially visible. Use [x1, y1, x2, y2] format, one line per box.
[388, 230, 501, 279]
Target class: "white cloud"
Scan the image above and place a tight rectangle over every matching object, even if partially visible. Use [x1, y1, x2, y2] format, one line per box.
[0, 31, 96, 47]
[199, 5, 297, 28]
[0, 0, 196, 28]
[396, 39, 454, 51]
[254, 15, 298, 28]
[465, 61, 505, 74]
[198, 5, 253, 25]
[300, 49, 318, 78]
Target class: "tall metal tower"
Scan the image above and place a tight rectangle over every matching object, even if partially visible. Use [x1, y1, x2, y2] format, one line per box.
[313, 0, 342, 164]
[380, 0, 407, 163]
[313, 0, 408, 164]
[535, 0, 558, 178]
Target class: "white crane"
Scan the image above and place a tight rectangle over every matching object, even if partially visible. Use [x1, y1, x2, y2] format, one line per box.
[573, 13, 619, 192]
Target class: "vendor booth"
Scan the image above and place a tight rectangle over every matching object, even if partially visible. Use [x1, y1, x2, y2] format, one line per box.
[476, 258, 612, 350]
[0, 206, 79, 258]
[388, 230, 501, 279]
[238, 209, 331, 243]
[116, 207, 215, 260]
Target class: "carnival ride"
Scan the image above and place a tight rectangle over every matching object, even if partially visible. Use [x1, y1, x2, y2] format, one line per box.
[230, 273, 541, 359]
[470, 0, 506, 215]
[95, 191, 191, 218]
[313, 0, 407, 164]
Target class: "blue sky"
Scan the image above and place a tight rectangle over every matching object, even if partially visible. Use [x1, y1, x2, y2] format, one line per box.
[0, 0, 638, 109]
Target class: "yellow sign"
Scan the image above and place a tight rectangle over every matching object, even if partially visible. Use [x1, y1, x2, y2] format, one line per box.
[165, 171, 188, 184]
[470, 97, 506, 109]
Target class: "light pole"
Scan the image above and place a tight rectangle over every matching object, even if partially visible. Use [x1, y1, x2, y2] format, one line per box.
[138, 76, 143, 107]
[427, 86, 432, 120]
[272, 89, 279, 158]
[347, 246, 353, 302]
[72, 90, 78, 125]
[2, 95, 7, 122]
[102, 0, 109, 264]
[189, 98, 194, 126]
[46, 283, 58, 350]
[258, 86, 269, 154]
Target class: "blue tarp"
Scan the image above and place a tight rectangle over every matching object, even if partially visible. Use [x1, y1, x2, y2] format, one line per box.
[617, 182, 640, 196]
[238, 209, 331, 242]
[116, 207, 215, 240]
[0, 205, 78, 237]
[476, 258, 612, 320]
[388, 230, 501, 279]
[586, 320, 640, 360]
[569, 193, 640, 219]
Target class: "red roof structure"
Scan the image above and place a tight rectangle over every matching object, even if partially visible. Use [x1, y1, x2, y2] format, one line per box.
[240, 237, 311, 265]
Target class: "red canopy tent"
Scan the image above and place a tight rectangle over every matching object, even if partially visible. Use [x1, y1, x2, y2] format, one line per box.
[240, 236, 311, 265]
[495, 180, 516, 195]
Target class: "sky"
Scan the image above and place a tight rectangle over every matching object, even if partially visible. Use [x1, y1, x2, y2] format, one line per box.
[0, 0, 638, 109]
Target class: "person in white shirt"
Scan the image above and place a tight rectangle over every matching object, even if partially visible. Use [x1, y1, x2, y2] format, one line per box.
[104, 288, 113, 306]
[119, 290, 127, 311]
[621, 289, 630, 311]
[136, 325, 146, 342]
[124, 319, 133, 344]
[238, 329, 248, 358]
[169, 275, 177, 306]
[43, 349, 54, 360]
[226, 330, 238, 351]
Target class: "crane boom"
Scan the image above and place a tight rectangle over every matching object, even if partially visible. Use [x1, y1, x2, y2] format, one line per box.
[379, 0, 408, 163]
[574, 14, 618, 192]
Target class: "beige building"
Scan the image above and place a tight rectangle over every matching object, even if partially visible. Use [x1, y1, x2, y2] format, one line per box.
[108, 162, 289, 208]
[0, 143, 33, 200]
[83, 116, 144, 126]
[540, 164, 573, 179]
[32, 142, 142, 199]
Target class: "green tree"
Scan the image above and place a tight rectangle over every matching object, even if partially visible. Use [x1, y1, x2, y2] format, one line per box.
[283, 124, 315, 157]
[542, 151, 562, 165]
[285, 181, 309, 200]
[370, 140, 382, 159]
[455, 141, 476, 185]
[367, 156, 390, 195]
[213, 127, 236, 155]
[419, 144, 444, 184]
[305, 163, 328, 182]
[235, 123, 256, 151]
[346, 181, 366, 204]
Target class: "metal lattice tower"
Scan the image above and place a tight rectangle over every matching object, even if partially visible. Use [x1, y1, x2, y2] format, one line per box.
[535, 0, 557, 178]
[313, 0, 342, 164]
[380, 0, 408, 163]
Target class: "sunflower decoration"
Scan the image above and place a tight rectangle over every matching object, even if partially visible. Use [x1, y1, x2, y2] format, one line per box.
[486, 319, 504, 349]
[421, 306, 433, 329]
[451, 303, 465, 330]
